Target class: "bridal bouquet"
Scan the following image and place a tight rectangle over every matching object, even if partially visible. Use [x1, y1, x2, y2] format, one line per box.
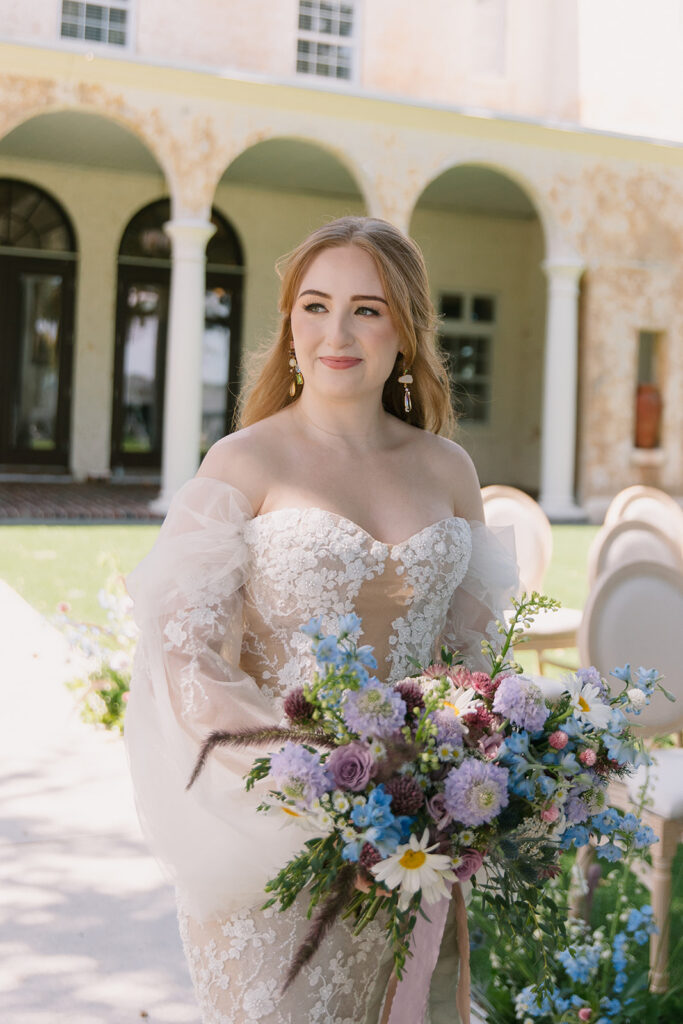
[189, 596, 666, 989]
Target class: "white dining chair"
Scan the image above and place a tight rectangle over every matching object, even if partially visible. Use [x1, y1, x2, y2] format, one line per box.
[586, 518, 683, 589]
[482, 485, 581, 671]
[604, 486, 683, 552]
[578, 560, 683, 992]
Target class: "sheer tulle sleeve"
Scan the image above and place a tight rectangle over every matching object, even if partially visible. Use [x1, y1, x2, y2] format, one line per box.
[439, 520, 519, 672]
[124, 477, 308, 921]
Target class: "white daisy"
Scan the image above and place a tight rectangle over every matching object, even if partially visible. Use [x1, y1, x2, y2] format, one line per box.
[370, 829, 456, 910]
[442, 686, 482, 719]
[565, 678, 612, 729]
[332, 791, 350, 813]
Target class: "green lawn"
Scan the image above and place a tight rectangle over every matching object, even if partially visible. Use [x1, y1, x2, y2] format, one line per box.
[0, 522, 600, 627]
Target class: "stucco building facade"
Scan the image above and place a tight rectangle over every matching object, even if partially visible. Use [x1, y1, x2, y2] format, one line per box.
[0, 0, 681, 519]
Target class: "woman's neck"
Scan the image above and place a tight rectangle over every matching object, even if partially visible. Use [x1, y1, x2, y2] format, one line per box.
[292, 391, 395, 453]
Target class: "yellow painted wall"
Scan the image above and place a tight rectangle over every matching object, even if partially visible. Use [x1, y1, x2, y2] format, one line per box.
[411, 207, 546, 491]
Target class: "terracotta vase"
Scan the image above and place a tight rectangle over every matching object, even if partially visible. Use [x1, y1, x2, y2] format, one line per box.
[635, 383, 662, 449]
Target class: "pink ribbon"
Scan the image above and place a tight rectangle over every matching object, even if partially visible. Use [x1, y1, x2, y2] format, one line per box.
[384, 884, 470, 1024]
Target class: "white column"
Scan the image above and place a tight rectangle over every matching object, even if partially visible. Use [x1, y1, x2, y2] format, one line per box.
[150, 218, 216, 515]
[538, 258, 585, 521]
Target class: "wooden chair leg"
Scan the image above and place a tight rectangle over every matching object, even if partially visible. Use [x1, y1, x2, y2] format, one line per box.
[649, 822, 676, 993]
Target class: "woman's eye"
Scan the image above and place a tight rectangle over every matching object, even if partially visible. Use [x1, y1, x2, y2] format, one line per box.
[303, 302, 326, 313]
[356, 306, 380, 317]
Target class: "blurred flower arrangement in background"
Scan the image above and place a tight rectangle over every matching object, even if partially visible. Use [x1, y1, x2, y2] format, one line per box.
[55, 554, 137, 732]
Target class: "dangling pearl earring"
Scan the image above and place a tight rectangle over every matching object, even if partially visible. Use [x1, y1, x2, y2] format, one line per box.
[398, 367, 413, 414]
[289, 347, 303, 397]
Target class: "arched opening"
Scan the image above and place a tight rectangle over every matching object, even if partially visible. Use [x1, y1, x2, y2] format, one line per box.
[111, 199, 244, 470]
[213, 137, 367, 380]
[409, 164, 546, 494]
[0, 178, 77, 468]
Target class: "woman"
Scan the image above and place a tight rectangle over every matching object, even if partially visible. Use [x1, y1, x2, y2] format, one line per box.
[124, 216, 517, 1023]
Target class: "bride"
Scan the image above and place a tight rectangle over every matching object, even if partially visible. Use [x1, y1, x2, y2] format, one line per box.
[124, 216, 518, 1023]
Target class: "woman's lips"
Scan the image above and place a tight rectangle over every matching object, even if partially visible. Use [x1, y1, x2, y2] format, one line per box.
[319, 357, 362, 369]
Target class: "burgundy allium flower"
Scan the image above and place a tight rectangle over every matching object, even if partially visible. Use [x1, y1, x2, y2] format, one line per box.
[469, 672, 498, 701]
[283, 687, 315, 723]
[383, 774, 424, 815]
[394, 680, 425, 717]
[579, 748, 598, 767]
[326, 742, 376, 791]
[548, 730, 569, 750]
[359, 842, 382, 870]
[454, 847, 484, 881]
[539, 863, 562, 880]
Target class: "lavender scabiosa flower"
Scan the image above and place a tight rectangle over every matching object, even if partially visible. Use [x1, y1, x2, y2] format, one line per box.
[342, 681, 406, 739]
[269, 742, 331, 807]
[492, 674, 549, 733]
[443, 759, 510, 826]
[431, 710, 466, 746]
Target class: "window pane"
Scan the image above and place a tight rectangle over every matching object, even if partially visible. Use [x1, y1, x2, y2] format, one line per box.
[108, 28, 126, 44]
[110, 7, 126, 24]
[63, 0, 83, 15]
[472, 296, 495, 322]
[453, 381, 489, 422]
[298, 39, 311, 55]
[61, 21, 80, 37]
[440, 293, 463, 320]
[86, 4, 105, 23]
[12, 274, 63, 451]
[85, 24, 106, 41]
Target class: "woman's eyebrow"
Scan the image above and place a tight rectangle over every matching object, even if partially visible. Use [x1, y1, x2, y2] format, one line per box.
[298, 288, 388, 306]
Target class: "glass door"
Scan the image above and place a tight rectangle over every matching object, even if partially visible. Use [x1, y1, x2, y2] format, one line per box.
[0, 257, 74, 466]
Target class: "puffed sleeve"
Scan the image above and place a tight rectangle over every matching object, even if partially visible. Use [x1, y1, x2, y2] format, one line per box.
[124, 477, 308, 921]
[439, 520, 519, 672]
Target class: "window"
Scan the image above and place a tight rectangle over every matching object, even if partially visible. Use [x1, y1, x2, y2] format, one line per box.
[60, 1, 130, 47]
[634, 330, 663, 449]
[297, 1, 355, 81]
[439, 292, 496, 422]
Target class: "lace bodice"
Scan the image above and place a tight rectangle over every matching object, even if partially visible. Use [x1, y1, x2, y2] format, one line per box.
[241, 507, 472, 711]
[125, 477, 517, 924]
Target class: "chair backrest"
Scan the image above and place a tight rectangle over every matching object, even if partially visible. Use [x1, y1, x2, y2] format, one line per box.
[587, 519, 683, 589]
[481, 485, 552, 594]
[604, 485, 683, 547]
[578, 560, 683, 736]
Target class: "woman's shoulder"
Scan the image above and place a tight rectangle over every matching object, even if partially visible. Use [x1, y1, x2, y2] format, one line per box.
[410, 431, 484, 521]
[196, 414, 291, 513]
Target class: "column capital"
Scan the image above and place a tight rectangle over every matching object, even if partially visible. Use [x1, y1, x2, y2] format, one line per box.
[163, 218, 216, 259]
[541, 257, 585, 286]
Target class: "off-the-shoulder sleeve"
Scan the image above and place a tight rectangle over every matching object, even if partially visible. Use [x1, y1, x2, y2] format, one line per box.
[439, 521, 519, 672]
[124, 477, 308, 921]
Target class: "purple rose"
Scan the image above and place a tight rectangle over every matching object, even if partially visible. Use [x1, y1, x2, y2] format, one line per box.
[454, 847, 484, 881]
[326, 742, 376, 791]
[426, 791, 453, 830]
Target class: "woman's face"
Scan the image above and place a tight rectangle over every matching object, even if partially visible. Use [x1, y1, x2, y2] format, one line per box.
[290, 244, 402, 404]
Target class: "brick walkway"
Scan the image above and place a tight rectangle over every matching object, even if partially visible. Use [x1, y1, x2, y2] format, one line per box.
[0, 482, 164, 523]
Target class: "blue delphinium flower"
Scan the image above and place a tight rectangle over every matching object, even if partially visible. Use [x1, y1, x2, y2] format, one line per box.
[337, 612, 362, 636]
[558, 941, 601, 983]
[633, 824, 657, 848]
[514, 985, 551, 1018]
[591, 808, 621, 835]
[315, 634, 343, 667]
[610, 664, 632, 684]
[343, 681, 406, 738]
[634, 666, 658, 696]
[300, 616, 323, 638]
[596, 841, 623, 862]
[560, 824, 591, 849]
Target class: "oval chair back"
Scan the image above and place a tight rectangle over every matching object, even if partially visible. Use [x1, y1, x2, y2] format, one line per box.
[587, 519, 683, 589]
[578, 560, 683, 737]
[481, 485, 552, 596]
[604, 486, 683, 549]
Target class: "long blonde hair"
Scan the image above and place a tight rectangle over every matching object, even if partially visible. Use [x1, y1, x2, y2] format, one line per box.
[237, 216, 455, 435]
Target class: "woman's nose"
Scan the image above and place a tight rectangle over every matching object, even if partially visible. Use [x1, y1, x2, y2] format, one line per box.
[326, 312, 355, 349]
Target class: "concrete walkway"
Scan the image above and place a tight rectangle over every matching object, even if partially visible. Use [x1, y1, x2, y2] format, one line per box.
[0, 580, 198, 1024]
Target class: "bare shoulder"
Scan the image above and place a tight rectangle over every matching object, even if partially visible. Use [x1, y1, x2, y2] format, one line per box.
[417, 432, 484, 522]
[196, 416, 287, 513]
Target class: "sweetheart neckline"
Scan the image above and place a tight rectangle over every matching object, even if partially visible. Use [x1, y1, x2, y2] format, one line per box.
[247, 506, 469, 550]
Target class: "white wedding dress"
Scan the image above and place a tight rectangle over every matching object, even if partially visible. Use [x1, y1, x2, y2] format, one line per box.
[124, 477, 517, 1024]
